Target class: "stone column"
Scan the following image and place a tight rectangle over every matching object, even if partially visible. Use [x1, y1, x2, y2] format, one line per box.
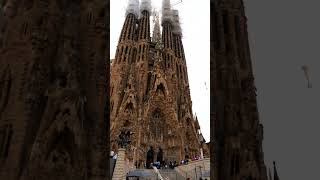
[200, 148, 204, 159]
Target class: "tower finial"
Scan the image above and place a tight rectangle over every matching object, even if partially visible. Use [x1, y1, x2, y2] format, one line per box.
[140, 0, 151, 13]
[126, 0, 139, 17]
[162, 0, 173, 24]
[152, 9, 161, 43]
[172, 9, 182, 36]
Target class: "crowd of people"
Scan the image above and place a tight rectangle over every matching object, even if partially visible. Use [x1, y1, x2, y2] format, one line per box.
[110, 150, 118, 160]
[110, 146, 203, 170]
[145, 146, 203, 170]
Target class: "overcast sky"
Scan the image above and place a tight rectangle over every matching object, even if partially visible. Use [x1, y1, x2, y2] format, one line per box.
[244, 0, 320, 179]
[110, 0, 210, 142]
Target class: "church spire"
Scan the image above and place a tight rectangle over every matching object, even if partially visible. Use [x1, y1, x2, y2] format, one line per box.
[137, 0, 151, 41]
[161, 0, 174, 51]
[126, 0, 139, 17]
[273, 161, 280, 180]
[162, 0, 172, 24]
[152, 10, 161, 44]
[172, 9, 182, 36]
[140, 0, 151, 13]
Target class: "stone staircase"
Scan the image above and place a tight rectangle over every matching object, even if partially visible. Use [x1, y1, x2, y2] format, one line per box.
[111, 154, 210, 179]
[159, 169, 185, 180]
[112, 148, 136, 180]
[174, 158, 210, 179]
[127, 169, 159, 180]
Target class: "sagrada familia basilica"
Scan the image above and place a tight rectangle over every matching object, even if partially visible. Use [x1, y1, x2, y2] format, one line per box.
[110, 0, 209, 166]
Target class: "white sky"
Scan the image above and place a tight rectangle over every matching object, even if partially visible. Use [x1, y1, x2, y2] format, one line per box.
[110, 0, 210, 142]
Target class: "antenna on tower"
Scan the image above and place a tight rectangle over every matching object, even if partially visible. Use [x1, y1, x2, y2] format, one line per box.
[171, 0, 183, 6]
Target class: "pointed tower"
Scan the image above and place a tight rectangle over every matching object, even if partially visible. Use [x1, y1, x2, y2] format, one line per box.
[110, 0, 202, 166]
[152, 10, 161, 44]
[110, 0, 139, 127]
[213, 0, 268, 179]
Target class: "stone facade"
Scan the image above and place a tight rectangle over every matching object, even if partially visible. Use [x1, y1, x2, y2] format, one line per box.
[0, 0, 109, 179]
[212, 0, 268, 180]
[110, 0, 203, 165]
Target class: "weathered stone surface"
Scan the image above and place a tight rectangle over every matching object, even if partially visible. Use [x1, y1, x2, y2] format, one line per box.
[0, 1, 109, 179]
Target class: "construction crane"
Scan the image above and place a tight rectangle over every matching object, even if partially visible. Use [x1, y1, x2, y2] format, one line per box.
[301, 65, 312, 88]
[171, 0, 183, 6]
[157, 0, 183, 14]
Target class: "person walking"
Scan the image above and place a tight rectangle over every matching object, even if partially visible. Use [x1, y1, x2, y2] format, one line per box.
[156, 147, 163, 168]
[146, 146, 154, 169]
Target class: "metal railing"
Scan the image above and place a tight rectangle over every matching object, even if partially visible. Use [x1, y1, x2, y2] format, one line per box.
[175, 160, 209, 180]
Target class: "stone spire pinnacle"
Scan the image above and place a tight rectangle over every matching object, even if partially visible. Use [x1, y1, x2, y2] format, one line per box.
[126, 0, 139, 17]
[172, 9, 182, 36]
[140, 0, 151, 13]
[152, 9, 161, 44]
[162, 0, 172, 24]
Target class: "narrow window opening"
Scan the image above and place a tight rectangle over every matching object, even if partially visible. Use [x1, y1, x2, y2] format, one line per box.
[127, 22, 132, 40]
[156, 83, 166, 96]
[226, 42, 230, 54]
[132, 48, 137, 63]
[230, 153, 235, 176]
[145, 73, 152, 97]
[235, 15, 240, 41]
[119, 47, 123, 63]
[1, 74, 12, 113]
[88, 12, 93, 24]
[176, 63, 179, 78]
[24, 23, 28, 35]
[4, 125, 13, 158]
[63, 109, 71, 116]
[116, 49, 119, 59]
[125, 102, 134, 113]
[111, 101, 114, 113]
[223, 11, 229, 34]
[235, 153, 240, 174]
[21, 22, 28, 37]
[59, 75, 67, 88]
[213, 9, 220, 49]
[0, 129, 5, 157]
[99, 8, 105, 18]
